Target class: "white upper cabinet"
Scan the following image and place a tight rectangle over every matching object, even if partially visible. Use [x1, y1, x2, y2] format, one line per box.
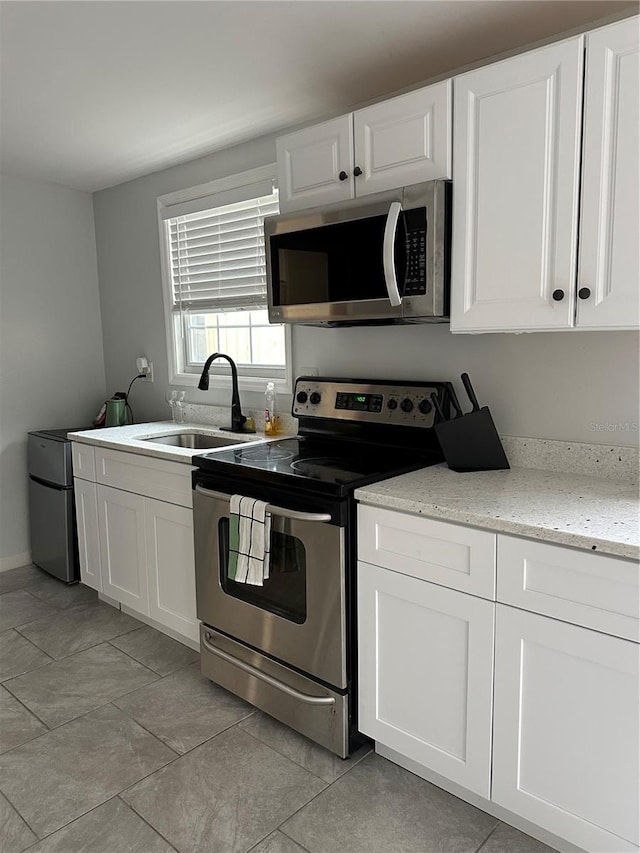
[277, 116, 355, 211]
[451, 18, 639, 334]
[277, 81, 452, 212]
[577, 17, 639, 330]
[353, 83, 452, 197]
[451, 37, 584, 333]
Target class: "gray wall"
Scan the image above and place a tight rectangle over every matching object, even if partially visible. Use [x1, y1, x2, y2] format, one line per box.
[0, 173, 106, 565]
[93, 134, 639, 448]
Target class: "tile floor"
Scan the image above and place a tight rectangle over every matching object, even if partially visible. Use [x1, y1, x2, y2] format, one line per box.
[0, 564, 558, 853]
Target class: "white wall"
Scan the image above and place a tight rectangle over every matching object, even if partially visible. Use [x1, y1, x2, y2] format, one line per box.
[93, 132, 639, 449]
[0, 173, 106, 566]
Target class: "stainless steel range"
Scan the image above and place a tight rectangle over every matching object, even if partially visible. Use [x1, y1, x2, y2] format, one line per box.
[192, 376, 451, 757]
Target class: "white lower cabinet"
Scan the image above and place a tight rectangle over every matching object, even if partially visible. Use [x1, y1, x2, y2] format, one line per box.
[492, 604, 639, 853]
[145, 497, 198, 644]
[358, 504, 640, 853]
[72, 444, 199, 646]
[95, 484, 199, 643]
[97, 484, 148, 614]
[358, 561, 495, 796]
[73, 477, 101, 592]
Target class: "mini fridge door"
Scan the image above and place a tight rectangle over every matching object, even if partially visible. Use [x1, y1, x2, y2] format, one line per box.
[28, 478, 79, 582]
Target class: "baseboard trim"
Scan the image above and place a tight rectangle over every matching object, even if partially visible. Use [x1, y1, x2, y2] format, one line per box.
[0, 552, 32, 572]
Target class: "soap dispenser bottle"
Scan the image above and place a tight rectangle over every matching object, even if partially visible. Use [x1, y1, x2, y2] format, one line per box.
[264, 382, 277, 435]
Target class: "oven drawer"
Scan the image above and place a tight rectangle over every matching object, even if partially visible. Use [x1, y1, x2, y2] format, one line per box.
[358, 505, 496, 599]
[200, 627, 350, 758]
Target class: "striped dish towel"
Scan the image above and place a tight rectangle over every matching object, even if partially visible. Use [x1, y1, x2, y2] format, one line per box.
[227, 496, 271, 586]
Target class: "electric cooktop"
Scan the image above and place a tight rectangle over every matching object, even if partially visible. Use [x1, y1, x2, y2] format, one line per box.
[194, 434, 442, 496]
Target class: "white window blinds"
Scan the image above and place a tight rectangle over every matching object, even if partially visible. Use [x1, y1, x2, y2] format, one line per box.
[167, 189, 279, 313]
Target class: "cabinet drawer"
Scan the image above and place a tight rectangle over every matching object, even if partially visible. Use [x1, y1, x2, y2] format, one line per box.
[72, 443, 96, 481]
[358, 505, 496, 599]
[95, 448, 193, 508]
[497, 535, 639, 642]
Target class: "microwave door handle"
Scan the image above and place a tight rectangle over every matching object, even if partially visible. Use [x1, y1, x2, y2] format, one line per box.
[383, 201, 403, 307]
[194, 484, 331, 523]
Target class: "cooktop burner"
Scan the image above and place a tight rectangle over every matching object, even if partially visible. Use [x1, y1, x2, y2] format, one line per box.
[291, 456, 376, 480]
[241, 446, 295, 462]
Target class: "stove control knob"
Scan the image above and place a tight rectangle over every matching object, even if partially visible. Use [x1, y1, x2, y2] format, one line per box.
[418, 399, 432, 415]
[400, 398, 414, 413]
[309, 392, 322, 405]
[296, 391, 308, 404]
[387, 399, 398, 410]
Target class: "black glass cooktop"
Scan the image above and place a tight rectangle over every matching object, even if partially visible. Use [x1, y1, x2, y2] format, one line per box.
[193, 436, 442, 497]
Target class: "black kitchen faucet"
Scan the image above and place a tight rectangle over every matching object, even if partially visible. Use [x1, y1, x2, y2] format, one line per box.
[197, 352, 255, 433]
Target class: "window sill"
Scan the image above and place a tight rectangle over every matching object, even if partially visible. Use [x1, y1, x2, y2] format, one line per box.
[170, 370, 292, 395]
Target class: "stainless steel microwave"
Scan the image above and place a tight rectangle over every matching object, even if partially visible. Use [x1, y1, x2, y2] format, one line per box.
[265, 180, 451, 326]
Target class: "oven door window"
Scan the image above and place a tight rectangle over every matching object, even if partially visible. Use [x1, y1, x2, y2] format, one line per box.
[218, 518, 307, 623]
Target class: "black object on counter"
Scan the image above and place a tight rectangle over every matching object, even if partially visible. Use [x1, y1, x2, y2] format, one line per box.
[432, 374, 510, 472]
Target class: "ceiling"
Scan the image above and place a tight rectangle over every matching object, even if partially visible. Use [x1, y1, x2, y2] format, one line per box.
[0, 0, 634, 193]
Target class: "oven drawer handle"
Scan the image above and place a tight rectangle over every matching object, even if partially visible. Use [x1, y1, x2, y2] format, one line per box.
[202, 632, 336, 707]
[194, 485, 332, 523]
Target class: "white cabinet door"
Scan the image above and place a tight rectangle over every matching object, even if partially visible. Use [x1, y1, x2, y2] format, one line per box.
[97, 485, 148, 615]
[73, 478, 101, 592]
[145, 497, 198, 643]
[353, 81, 452, 196]
[493, 605, 640, 853]
[577, 17, 639, 330]
[358, 562, 494, 797]
[451, 37, 583, 332]
[276, 115, 354, 212]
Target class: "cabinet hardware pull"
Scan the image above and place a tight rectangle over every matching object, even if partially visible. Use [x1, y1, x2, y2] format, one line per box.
[353, 166, 363, 177]
[552, 289, 565, 302]
[338, 171, 348, 181]
[578, 287, 591, 300]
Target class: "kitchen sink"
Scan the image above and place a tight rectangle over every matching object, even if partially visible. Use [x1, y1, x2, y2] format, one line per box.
[142, 433, 249, 449]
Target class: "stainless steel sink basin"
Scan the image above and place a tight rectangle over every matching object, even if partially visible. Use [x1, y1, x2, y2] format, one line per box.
[142, 433, 249, 449]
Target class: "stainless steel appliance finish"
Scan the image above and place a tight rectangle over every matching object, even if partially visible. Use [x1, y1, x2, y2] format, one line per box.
[192, 377, 448, 758]
[265, 181, 451, 326]
[27, 428, 85, 583]
[200, 627, 349, 756]
[194, 484, 346, 689]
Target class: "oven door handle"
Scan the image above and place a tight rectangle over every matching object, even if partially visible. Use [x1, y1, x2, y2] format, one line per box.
[194, 484, 332, 523]
[202, 632, 336, 706]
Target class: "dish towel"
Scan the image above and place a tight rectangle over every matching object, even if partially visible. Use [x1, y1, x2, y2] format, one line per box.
[228, 495, 271, 586]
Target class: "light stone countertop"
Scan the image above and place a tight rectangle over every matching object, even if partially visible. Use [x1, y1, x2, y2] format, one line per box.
[68, 420, 272, 465]
[355, 464, 640, 561]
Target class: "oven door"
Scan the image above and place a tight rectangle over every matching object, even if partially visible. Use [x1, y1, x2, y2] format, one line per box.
[193, 484, 347, 689]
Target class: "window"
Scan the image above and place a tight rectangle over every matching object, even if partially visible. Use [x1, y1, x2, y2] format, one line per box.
[158, 165, 290, 390]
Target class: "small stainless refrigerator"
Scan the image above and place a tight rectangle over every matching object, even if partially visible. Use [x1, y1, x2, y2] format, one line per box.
[27, 428, 86, 583]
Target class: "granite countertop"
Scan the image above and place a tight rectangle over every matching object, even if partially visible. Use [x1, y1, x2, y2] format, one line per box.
[69, 420, 271, 465]
[355, 464, 640, 561]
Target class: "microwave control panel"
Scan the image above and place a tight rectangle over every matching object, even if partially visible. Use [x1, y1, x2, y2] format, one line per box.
[403, 208, 427, 297]
[293, 377, 449, 429]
